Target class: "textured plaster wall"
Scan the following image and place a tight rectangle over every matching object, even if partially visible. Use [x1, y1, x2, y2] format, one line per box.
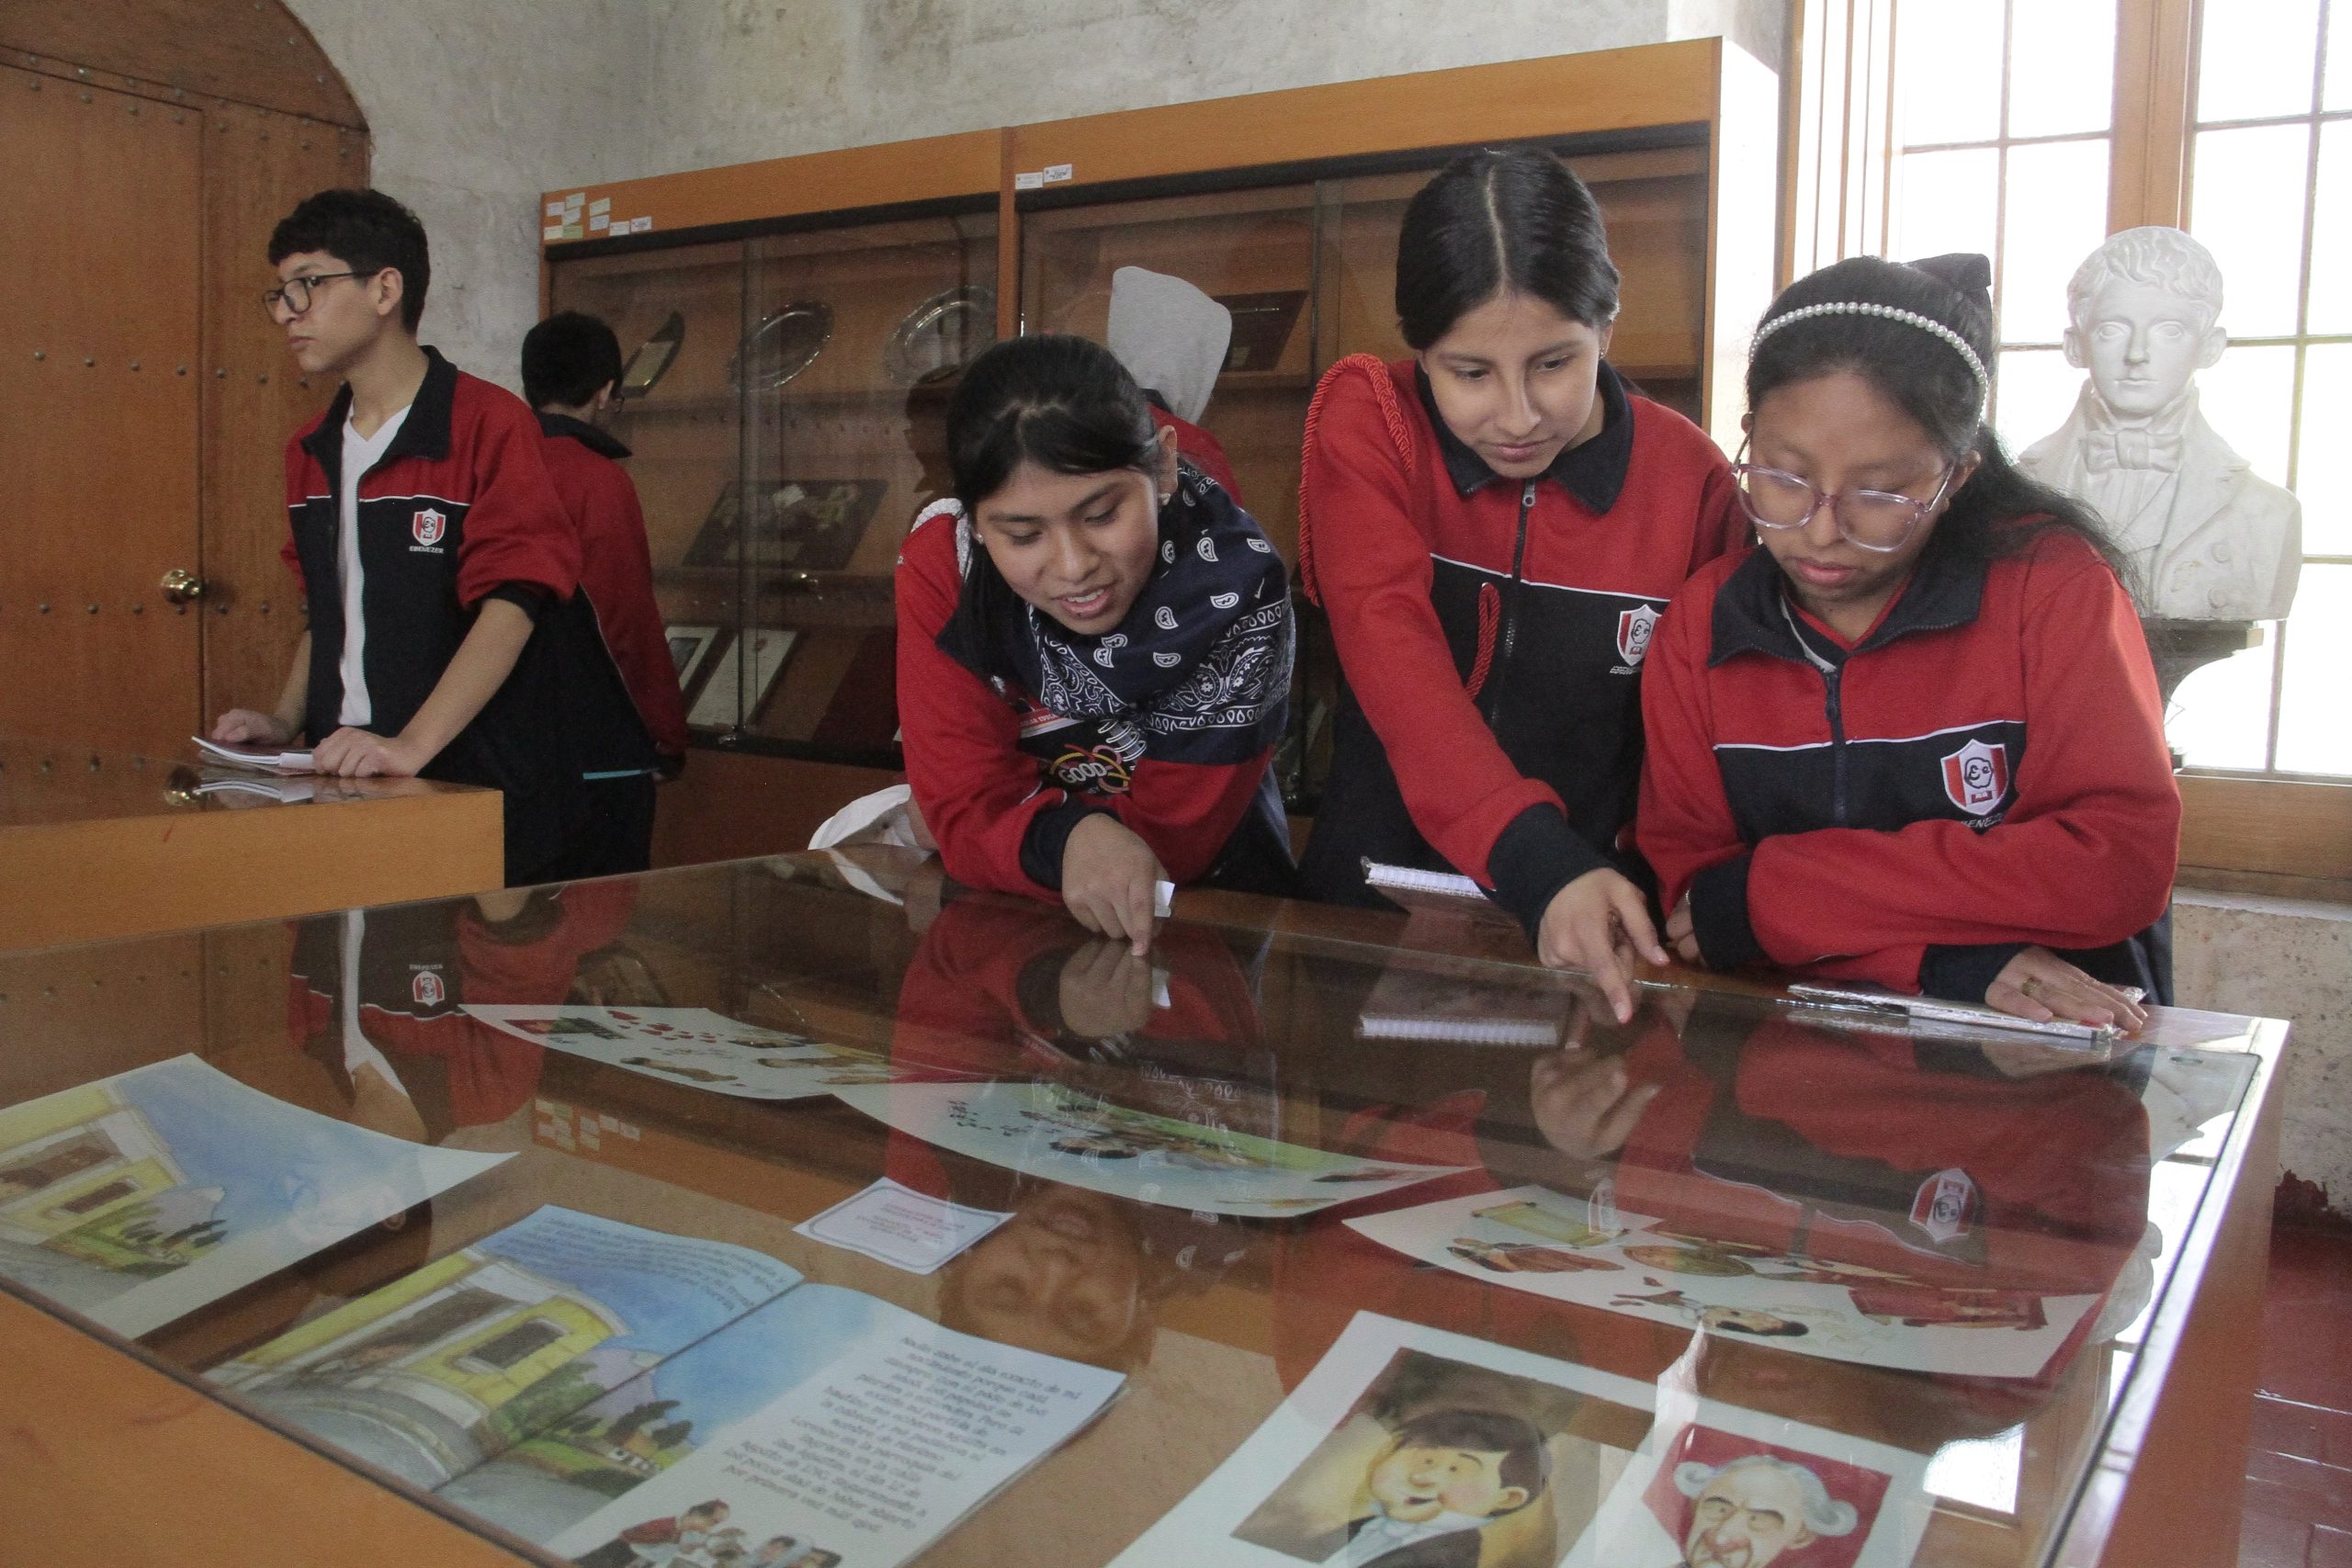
[2173, 891, 2352, 1207]
[630, 0, 1787, 175]
[282, 0, 655, 390]
[280, 0, 1786, 386]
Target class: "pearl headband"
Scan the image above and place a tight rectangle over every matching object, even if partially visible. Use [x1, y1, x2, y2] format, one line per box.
[1751, 301, 1991, 412]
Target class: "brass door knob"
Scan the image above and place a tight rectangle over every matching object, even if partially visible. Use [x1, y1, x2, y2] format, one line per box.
[160, 568, 207, 604]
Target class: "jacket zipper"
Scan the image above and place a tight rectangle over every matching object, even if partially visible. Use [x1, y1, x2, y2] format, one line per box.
[1778, 596, 1850, 826]
[1481, 479, 1539, 730]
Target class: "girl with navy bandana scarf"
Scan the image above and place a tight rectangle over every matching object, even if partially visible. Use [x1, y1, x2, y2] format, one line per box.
[897, 335, 1295, 953]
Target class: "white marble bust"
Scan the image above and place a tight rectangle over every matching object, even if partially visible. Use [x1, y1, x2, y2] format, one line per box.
[2018, 226, 2301, 620]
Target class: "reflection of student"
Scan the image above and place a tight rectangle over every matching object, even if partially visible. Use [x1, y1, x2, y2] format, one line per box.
[1672, 1455, 1857, 1568]
[1304, 1409, 1552, 1568]
[896, 334, 1295, 956]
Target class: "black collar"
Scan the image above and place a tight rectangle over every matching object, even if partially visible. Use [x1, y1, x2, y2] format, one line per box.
[537, 410, 631, 459]
[300, 344, 460, 484]
[1413, 357, 1634, 513]
[1708, 541, 1989, 669]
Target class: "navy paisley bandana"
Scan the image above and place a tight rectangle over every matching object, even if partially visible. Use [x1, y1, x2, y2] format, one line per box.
[933, 462, 1293, 773]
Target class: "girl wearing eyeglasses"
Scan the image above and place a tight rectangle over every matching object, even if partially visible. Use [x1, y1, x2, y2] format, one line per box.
[1638, 254, 2178, 1026]
[1296, 148, 1747, 1022]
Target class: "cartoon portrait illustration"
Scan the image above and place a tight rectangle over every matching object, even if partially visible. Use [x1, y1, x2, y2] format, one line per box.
[1621, 1245, 1758, 1279]
[1232, 1347, 1627, 1568]
[1636, 1426, 1890, 1568]
[1447, 1237, 1623, 1276]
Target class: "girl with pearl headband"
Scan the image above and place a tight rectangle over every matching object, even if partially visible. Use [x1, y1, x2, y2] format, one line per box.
[1638, 254, 2179, 1024]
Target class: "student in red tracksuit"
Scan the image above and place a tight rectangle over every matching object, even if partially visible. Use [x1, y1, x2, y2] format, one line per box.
[897, 334, 1295, 955]
[1297, 148, 1746, 1021]
[524, 310, 690, 873]
[211, 189, 587, 886]
[1640, 254, 2180, 1024]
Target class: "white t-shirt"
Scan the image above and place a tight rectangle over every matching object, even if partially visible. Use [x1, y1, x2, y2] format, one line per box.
[337, 404, 413, 728]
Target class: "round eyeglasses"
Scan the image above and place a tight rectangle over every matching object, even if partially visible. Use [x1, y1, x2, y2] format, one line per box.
[261, 269, 379, 321]
[1728, 458, 1957, 554]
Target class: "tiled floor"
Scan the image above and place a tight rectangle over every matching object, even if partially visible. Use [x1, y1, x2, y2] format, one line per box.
[2244, 1224, 2352, 1565]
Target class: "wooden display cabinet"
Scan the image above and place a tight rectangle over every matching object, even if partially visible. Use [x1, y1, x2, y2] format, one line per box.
[541, 39, 1779, 860]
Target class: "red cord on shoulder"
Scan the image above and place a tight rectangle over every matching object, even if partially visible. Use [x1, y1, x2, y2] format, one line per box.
[1296, 355, 1417, 607]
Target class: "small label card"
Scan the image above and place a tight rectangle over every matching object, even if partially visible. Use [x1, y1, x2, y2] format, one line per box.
[795, 1177, 1012, 1275]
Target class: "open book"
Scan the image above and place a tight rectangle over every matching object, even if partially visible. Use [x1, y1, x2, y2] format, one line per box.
[210, 1206, 1124, 1568]
[192, 736, 316, 773]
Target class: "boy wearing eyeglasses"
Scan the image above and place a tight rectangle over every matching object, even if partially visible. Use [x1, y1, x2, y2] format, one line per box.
[210, 188, 592, 886]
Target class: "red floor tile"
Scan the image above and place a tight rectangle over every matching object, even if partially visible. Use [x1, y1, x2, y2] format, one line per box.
[2258, 1396, 2337, 1463]
[2249, 1451, 2352, 1522]
[2258, 1228, 2352, 1410]
[2313, 1525, 2352, 1568]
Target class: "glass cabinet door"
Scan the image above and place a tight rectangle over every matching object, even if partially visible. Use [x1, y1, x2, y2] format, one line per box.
[732, 210, 999, 757]
[547, 241, 747, 744]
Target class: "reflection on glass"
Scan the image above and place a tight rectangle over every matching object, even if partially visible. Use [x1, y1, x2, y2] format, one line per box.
[2297, 342, 2352, 553]
[1893, 147, 2001, 269]
[2305, 122, 2352, 334]
[2007, 0, 2119, 139]
[2190, 124, 2314, 342]
[2331, 1, 2352, 110]
[2195, 342, 2298, 486]
[1894, 0, 2006, 146]
[1999, 140, 2113, 344]
[1993, 346, 2082, 456]
[2277, 565, 2352, 773]
[2196, 0, 2319, 123]
[2165, 637, 2275, 768]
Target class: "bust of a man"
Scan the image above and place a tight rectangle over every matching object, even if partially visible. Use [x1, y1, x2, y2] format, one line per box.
[2018, 226, 2301, 620]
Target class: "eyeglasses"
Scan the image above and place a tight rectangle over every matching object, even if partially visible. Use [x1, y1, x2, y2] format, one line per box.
[1728, 457, 1957, 554]
[261, 269, 379, 321]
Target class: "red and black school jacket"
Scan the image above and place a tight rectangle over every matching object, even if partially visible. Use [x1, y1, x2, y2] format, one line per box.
[537, 413, 689, 766]
[1612, 1009, 2152, 1300]
[1639, 529, 2181, 1000]
[282, 349, 582, 805]
[1296, 355, 1745, 933]
[285, 880, 639, 1134]
[896, 469, 1294, 902]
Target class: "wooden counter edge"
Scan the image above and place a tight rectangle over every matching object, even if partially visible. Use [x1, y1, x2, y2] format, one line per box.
[0, 785, 503, 950]
[2053, 1017, 2285, 1567]
[0, 1283, 549, 1567]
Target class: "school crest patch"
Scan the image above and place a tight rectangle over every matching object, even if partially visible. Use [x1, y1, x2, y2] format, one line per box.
[1909, 1168, 1976, 1245]
[412, 507, 447, 547]
[1940, 738, 2009, 814]
[1615, 603, 1659, 668]
[411, 969, 447, 1008]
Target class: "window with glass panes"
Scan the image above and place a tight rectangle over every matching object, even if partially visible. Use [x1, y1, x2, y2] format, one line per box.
[1886, 0, 2119, 451]
[2160, 0, 2352, 777]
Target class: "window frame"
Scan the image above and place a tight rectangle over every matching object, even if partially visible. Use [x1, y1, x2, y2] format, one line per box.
[1783, 0, 2352, 879]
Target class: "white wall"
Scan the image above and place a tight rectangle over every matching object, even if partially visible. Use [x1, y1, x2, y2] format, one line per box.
[283, 0, 656, 389]
[285, 0, 1787, 387]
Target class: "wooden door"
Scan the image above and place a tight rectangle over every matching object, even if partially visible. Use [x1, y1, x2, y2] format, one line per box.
[0, 65, 202, 752]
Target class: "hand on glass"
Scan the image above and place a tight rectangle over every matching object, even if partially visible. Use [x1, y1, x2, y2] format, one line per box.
[210, 708, 295, 746]
[1984, 946, 2149, 1032]
[1536, 867, 1668, 1023]
[1057, 940, 1157, 1039]
[311, 726, 427, 778]
[1530, 1037, 1660, 1163]
[1060, 813, 1164, 956]
[1663, 893, 1703, 964]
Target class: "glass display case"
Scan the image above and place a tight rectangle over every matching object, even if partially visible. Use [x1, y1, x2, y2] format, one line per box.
[0, 848, 2287, 1566]
[548, 209, 999, 763]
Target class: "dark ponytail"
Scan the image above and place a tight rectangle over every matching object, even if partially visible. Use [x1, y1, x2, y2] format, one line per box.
[1395, 147, 1621, 350]
[1747, 254, 2130, 587]
[937, 334, 1161, 678]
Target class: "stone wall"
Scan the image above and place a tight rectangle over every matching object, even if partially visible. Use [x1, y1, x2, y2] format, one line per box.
[282, 0, 1788, 389]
